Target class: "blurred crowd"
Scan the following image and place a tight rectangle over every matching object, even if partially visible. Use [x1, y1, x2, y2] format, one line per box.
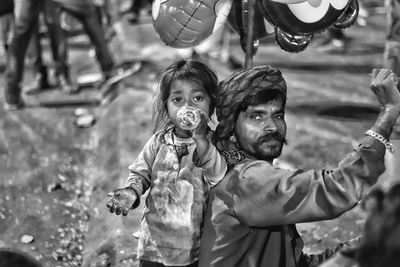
[0, 0, 242, 111]
[0, 0, 154, 110]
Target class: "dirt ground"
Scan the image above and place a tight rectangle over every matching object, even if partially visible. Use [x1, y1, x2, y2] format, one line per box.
[0, 1, 392, 266]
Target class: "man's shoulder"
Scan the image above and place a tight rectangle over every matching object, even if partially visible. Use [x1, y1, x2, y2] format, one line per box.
[232, 158, 274, 170]
[224, 159, 277, 179]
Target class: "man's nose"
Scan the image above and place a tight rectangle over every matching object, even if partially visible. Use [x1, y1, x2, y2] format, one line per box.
[263, 118, 278, 132]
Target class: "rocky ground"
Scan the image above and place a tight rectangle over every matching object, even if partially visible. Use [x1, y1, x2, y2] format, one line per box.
[0, 1, 392, 266]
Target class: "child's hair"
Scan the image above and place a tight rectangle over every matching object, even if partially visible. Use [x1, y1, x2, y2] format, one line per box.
[356, 183, 400, 267]
[153, 60, 218, 133]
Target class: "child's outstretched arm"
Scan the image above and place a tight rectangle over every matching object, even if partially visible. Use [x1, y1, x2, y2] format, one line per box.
[106, 134, 158, 216]
[192, 114, 227, 186]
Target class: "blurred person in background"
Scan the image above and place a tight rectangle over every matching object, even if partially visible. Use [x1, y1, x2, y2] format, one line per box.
[3, 0, 115, 110]
[319, 183, 400, 267]
[125, 0, 152, 24]
[0, 0, 14, 53]
[384, 0, 400, 75]
[3, 0, 44, 110]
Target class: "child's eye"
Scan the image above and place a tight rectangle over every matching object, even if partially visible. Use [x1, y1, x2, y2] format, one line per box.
[274, 113, 285, 120]
[193, 96, 204, 102]
[171, 97, 183, 103]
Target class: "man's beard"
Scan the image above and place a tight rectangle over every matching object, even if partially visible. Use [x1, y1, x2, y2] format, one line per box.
[254, 132, 287, 161]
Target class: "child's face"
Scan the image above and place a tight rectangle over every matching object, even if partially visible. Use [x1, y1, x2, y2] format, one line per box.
[167, 79, 211, 133]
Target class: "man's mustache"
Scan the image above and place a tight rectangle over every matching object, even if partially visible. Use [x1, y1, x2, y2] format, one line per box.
[258, 132, 287, 145]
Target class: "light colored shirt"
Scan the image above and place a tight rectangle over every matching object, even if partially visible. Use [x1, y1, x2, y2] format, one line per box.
[126, 128, 226, 265]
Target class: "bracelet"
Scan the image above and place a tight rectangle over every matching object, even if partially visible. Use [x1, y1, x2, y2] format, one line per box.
[365, 130, 394, 153]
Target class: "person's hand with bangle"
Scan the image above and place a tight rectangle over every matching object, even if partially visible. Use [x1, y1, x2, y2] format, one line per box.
[368, 68, 400, 151]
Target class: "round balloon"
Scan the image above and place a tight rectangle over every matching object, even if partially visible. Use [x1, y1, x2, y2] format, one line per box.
[152, 0, 232, 48]
[259, 0, 355, 35]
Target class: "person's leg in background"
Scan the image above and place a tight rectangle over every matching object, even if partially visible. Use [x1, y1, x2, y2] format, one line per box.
[92, 0, 116, 42]
[0, 0, 13, 16]
[383, 0, 400, 75]
[66, 2, 115, 80]
[0, 14, 13, 52]
[125, 0, 142, 24]
[52, 0, 115, 81]
[4, 0, 43, 110]
[0, 0, 14, 52]
[25, 21, 51, 94]
[44, 0, 78, 93]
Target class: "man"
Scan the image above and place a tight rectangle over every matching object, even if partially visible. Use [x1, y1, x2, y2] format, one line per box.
[198, 66, 400, 267]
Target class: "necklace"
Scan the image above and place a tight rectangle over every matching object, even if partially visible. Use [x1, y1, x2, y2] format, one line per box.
[171, 132, 189, 160]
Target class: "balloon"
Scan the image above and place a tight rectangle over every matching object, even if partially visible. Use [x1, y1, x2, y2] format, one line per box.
[152, 0, 233, 48]
[275, 28, 313, 53]
[259, 0, 353, 35]
[333, 0, 359, 29]
[258, 0, 358, 53]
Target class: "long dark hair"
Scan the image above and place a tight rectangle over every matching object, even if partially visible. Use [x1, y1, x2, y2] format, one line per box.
[153, 60, 218, 133]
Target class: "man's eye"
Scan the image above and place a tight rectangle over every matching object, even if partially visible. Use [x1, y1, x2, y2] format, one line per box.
[275, 113, 285, 119]
[250, 114, 261, 120]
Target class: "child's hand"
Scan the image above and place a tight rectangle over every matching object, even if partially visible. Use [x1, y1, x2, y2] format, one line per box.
[191, 112, 208, 140]
[106, 187, 137, 216]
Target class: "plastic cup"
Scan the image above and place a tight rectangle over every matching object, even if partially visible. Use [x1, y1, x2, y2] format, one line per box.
[177, 106, 201, 131]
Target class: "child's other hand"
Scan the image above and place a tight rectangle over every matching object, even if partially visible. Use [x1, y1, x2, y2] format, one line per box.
[106, 187, 137, 216]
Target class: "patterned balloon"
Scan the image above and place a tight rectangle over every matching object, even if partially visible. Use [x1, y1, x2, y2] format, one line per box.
[152, 0, 232, 48]
[259, 0, 359, 52]
[260, 0, 354, 34]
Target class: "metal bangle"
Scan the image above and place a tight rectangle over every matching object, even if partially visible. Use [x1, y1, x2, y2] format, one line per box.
[365, 130, 394, 153]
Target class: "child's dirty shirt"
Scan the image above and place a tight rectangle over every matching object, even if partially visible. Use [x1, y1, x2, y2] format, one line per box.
[125, 128, 226, 265]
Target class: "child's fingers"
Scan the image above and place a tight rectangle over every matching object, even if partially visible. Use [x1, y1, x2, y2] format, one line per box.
[115, 206, 122, 215]
[108, 203, 115, 213]
[106, 200, 113, 209]
[122, 207, 130, 216]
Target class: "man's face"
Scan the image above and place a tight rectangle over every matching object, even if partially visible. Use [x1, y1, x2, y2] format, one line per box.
[234, 98, 287, 162]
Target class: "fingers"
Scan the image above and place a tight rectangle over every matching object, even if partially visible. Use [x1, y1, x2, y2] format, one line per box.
[107, 190, 120, 197]
[115, 206, 122, 215]
[107, 200, 116, 213]
[122, 207, 129, 216]
[371, 69, 399, 91]
[106, 199, 124, 215]
[371, 68, 394, 81]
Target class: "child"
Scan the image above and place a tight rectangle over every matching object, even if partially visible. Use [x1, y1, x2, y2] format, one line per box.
[106, 60, 227, 267]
